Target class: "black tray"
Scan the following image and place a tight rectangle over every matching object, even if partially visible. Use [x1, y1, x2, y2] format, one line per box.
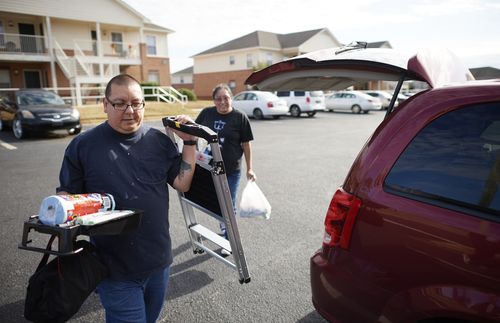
[19, 210, 143, 256]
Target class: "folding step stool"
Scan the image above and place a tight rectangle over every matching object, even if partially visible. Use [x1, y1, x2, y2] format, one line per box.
[163, 117, 251, 284]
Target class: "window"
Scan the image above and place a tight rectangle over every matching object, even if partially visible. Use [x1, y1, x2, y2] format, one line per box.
[0, 21, 4, 46]
[228, 80, 236, 90]
[111, 32, 123, 55]
[229, 56, 235, 65]
[148, 70, 160, 84]
[180, 76, 185, 84]
[246, 54, 253, 68]
[294, 91, 305, 97]
[246, 93, 257, 101]
[0, 69, 11, 88]
[385, 102, 500, 216]
[146, 35, 157, 55]
[276, 91, 290, 97]
[233, 93, 245, 101]
[266, 53, 273, 66]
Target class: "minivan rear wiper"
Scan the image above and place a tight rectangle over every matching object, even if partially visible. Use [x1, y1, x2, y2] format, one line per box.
[335, 41, 368, 55]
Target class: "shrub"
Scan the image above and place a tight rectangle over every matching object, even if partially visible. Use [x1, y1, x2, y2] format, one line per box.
[178, 88, 197, 101]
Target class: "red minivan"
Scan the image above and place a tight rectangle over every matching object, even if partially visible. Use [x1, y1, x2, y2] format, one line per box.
[247, 45, 500, 323]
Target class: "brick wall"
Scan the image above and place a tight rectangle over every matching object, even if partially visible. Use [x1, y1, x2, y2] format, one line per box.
[172, 83, 193, 90]
[0, 62, 53, 88]
[194, 69, 253, 99]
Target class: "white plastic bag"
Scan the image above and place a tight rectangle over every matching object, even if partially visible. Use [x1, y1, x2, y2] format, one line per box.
[238, 181, 271, 219]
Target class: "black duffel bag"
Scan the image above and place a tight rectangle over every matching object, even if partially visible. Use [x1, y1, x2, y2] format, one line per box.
[24, 235, 108, 323]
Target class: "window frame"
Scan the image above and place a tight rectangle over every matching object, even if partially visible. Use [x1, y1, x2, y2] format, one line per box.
[146, 35, 157, 56]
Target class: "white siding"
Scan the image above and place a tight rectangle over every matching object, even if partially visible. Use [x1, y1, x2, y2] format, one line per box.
[300, 31, 341, 53]
[0, 0, 143, 27]
[172, 73, 193, 84]
[145, 31, 168, 57]
[195, 48, 278, 73]
[52, 20, 93, 49]
[51, 19, 142, 51]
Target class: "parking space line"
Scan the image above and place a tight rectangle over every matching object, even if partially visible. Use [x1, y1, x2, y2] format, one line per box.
[0, 140, 17, 150]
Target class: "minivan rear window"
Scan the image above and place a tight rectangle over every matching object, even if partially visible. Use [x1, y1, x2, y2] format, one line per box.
[384, 102, 500, 218]
[276, 91, 290, 97]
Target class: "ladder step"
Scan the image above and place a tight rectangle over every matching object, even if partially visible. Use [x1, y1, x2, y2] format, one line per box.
[189, 224, 231, 252]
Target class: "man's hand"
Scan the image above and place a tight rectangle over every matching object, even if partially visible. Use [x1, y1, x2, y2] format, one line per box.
[167, 115, 198, 141]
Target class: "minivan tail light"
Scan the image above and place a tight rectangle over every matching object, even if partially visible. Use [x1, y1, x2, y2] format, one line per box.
[267, 102, 274, 108]
[323, 188, 362, 249]
[306, 96, 311, 103]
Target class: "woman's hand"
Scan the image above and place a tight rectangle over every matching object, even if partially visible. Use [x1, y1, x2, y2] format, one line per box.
[247, 169, 256, 181]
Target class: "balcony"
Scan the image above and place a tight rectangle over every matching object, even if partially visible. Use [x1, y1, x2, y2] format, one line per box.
[0, 33, 50, 61]
[71, 39, 141, 65]
[0, 33, 141, 65]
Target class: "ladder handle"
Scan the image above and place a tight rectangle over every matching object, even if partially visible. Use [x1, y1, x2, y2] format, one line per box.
[162, 116, 218, 143]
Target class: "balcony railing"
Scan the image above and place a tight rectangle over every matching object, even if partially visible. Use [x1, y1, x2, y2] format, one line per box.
[0, 33, 47, 54]
[70, 39, 140, 59]
[0, 34, 140, 60]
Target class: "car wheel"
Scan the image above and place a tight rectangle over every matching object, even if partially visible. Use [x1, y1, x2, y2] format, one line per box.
[351, 105, 362, 114]
[253, 108, 264, 120]
[306, 111, 316, 117]
[12, 116, 25, 139]
[68, 127, 82, 135]
[290, 105, 301, 117]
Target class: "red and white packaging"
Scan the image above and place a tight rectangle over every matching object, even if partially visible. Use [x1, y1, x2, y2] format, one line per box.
[38, 193, 115, 226]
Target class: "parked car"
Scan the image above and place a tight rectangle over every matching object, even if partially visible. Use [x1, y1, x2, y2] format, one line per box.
[232, 90, 288, 119]
[246, 47, 500, 323]
[0, 89, 81, 139]
[365, 90, 398, 109]
[395, 92, 410, 104]
[325, 90, 383, 113]
[275, 90, 325, 117]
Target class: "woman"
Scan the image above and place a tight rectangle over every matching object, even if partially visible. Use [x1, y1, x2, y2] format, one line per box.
[195, 84, 256, 254]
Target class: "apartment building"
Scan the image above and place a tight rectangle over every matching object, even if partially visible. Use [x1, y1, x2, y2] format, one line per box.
[0, 0, 173, 104]
[192, 28, 341, 99]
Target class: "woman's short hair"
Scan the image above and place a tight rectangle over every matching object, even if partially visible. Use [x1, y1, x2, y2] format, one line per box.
[212, 83, 233, 99]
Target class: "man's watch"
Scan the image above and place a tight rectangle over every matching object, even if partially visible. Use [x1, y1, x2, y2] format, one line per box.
[183, 140, 197, 146]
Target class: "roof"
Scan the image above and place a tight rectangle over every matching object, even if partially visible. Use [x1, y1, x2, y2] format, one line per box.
[194, 28, 326, 56]
[173, 66, 194, 75]
[470, 67, 500, 80]
[278, 29, 324, 48]
[143, 22, 174, 33]
[367, 41, 392, 49]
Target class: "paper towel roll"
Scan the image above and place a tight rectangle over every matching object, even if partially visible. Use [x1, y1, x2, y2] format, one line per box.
[38, 193, 115, 226]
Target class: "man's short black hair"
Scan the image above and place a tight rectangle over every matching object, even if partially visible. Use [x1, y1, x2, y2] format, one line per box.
[105, 74, 141, 98]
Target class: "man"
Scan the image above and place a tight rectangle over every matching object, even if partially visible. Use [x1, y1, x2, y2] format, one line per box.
[57, 74, 197, 322]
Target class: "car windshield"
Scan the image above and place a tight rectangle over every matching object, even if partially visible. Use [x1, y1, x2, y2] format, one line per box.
[17, 91, 65, 105]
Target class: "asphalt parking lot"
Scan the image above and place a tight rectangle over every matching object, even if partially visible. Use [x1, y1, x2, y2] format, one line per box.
[0, 110, 385, 322]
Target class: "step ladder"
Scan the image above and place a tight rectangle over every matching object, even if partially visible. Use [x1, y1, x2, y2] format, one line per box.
[163, 117, 251, 284]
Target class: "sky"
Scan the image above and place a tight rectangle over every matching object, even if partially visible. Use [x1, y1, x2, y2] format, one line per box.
[123, 0, 500, 73]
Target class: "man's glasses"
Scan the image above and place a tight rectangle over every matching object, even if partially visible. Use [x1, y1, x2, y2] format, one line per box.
[106, 98, 145, 111]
